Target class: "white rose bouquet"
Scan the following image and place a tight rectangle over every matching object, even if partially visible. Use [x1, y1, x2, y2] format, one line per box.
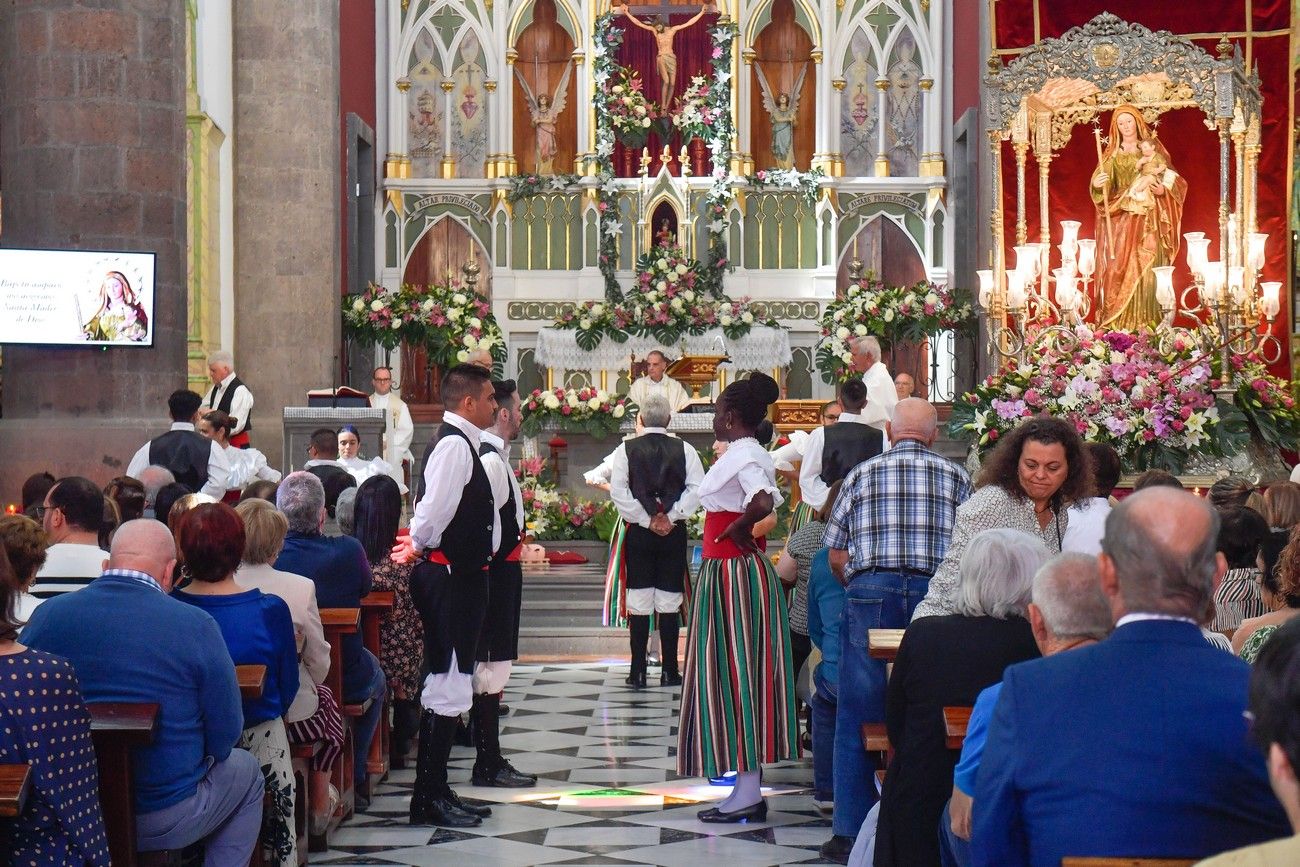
[520, 386, 636, 439]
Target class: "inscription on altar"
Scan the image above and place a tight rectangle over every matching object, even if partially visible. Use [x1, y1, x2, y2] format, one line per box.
[409, 194, 489, 219]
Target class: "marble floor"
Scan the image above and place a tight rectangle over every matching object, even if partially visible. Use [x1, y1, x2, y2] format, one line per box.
[316, 663, 836, 866]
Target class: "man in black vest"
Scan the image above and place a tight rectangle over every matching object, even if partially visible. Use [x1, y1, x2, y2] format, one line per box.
[204, 349, 254, 448]
[798, 378, 885, 514]
[302, 428, 357, 518]
[469, 379, 536, 788]
[126, 390, 230, 498]
[399, 363, 498, 828]
[609, 394, 705, 689]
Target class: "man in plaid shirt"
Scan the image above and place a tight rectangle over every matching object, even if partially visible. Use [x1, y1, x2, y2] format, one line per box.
[817, 397, 973, 862]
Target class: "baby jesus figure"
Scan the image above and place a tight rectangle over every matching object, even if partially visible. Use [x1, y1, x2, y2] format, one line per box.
[1121, 138, 1170, 213]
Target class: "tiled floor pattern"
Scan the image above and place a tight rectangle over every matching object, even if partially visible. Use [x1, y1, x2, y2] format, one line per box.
[316, 663, 835, 865]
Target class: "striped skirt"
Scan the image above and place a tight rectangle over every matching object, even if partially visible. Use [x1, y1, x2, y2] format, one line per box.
[285, 682, 345, 773]
[602, 515, 630, 627]
[789, 500, 815, 535]
[676, 552, 800, 777]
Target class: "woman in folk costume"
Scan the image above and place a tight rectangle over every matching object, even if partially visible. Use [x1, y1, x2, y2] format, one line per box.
[678, 372, 800, 822]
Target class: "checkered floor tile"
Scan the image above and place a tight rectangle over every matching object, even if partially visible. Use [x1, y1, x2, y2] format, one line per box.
[315, 664, 835, 865]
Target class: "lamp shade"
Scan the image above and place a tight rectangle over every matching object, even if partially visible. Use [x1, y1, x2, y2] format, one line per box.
[1076, 239, 1096, 277]
[1153, 266, 1176, 309]
[1185, 235, 1210, 278]
[1201, 262, 1224, 303]
[1248, 233, 1268, 272]
[1007, 270, 1028, 309]
[976, 269, 994, 307]
[1261, 281, 1282, 318]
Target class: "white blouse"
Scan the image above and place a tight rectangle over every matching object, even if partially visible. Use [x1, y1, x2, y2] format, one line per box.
[697, 437, 783, 513]
[223, 444, 281, 489]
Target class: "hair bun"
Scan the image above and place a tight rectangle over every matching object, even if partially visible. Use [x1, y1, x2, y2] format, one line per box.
[749, 372, 780, 406]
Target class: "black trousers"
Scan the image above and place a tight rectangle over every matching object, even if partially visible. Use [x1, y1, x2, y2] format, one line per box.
[410, 560, 489, 675]
[623, 522, 687, 593]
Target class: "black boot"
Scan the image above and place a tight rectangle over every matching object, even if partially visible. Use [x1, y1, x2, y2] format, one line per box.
[390, 699, 421, 770]
[659, 613, 682, 687]
[410, 712, 482, 827]
[470, 692, 536, 787]
[626, 614, 649, 689]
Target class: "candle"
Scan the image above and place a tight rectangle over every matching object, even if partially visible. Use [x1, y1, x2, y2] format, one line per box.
[1059, 220, 1081, 260]
[976, 269, 994, 307]
[1261, 281, 1282, 318]
[1076, 239, 1096, 278]
[1152, 266, 1175, 310]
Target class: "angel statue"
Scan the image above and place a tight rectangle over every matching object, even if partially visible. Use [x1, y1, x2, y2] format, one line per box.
[514, 61, 573, 174]
[755, 63, 808, 169]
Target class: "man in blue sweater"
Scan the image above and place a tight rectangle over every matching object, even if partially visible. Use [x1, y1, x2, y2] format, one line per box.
[24, 519, 263, 866]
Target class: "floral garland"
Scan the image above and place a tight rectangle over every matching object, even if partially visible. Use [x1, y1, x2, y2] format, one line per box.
[744, 167, 826, 206]
[946, 327, 1300, 473]
[815, 278, 977, 383]
[672, 75, 716, 142]
[520, 385, 634, 439]
[592, 12, 627, 302]
[506, 173, 582, 203]
[343, 282, 506, 370]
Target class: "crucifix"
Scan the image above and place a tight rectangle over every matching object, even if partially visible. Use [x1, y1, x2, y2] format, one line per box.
[618, 0, 717, 106]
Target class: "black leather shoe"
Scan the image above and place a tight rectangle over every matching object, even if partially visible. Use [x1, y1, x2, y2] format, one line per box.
[472, 761, 537, 788]
[445, 788, 492, 817]
[410, 796, 482, 828]
[499, 757, 537, 782]
[660, 671, 683, 687]
[697, 799, 768, 824]
[625, 670, 647, 690]
[498, 702, 510, 717]
[818, 834, 855, 864]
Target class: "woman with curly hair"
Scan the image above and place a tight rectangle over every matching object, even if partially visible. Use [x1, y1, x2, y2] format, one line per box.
[912, 416, 1091, 620]
[1233, 530, 1300, 663]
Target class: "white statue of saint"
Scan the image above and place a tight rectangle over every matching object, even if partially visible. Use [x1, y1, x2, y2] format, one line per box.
[754, 63, 808, 170]
[514, 61, 573, 175]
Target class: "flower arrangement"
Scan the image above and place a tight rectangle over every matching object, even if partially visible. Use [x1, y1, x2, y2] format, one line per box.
[520, 386, 634, 439]
[1218, 351, 1300, 451]
[343, 282, 507, 370]
[672, 76, 717, 142]
[946, 327, 1279, 472]
[516, 456, 615, 542]
[816, 278, 977, 383]
[604, 67, 657, 148]
[507, 173, 582, 203]
[744, 167, 826, 206]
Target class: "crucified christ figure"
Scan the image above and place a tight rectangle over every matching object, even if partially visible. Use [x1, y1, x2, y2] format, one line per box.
[621, 2, 716, 107]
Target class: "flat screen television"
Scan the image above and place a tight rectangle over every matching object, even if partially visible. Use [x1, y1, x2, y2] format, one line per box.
[0, 248, 157, 347]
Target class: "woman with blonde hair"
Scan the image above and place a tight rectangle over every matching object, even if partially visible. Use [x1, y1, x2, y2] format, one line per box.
[1264, 482, 1300, 532]
[83, 270, 148, 341]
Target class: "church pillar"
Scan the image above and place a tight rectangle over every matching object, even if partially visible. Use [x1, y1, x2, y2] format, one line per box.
[232, 0, 340, 471]
[0, 0, 188, 491]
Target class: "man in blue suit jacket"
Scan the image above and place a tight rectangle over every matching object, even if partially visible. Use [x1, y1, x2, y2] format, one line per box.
[972, 487, 1289, 866]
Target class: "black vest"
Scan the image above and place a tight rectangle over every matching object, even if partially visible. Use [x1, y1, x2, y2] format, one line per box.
[625, 433, 688, 516]
[148, 429, 211, 492]
[208, 376, 252, 431]
[480, 441, 521, 561]
[418, 423, 494, 570]
[820, 422, 884, 485]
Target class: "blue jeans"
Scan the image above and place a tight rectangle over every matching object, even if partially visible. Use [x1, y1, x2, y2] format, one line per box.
[346, 649, 387, 789]
[939, 800, 971, 867]
[136, 749, 264, 867]
[831, 569, 931, 838]
[811, 667, 838, 801]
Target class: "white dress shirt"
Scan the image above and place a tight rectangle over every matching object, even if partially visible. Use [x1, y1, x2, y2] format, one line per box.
[583, 450, 617, 486]
[627, 374, 691, 412]
[480, 430, 525, 551]
[206, 372, 254, 435]
[1062, 497, 1111, 556]
[126, 422, 231, 499]
[798, 413, 883, 512]
[370, 391, 414, 467]
[608, 428, 705, 528]
[770, 429, 809, 472]
[697, 437, 783, 513]
[862, 360, 899, 426]
[409, 411, 500, 553]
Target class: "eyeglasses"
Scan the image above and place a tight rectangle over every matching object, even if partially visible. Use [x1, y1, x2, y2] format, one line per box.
[33, 505, 54, 519]
[372, 377, 391, 383]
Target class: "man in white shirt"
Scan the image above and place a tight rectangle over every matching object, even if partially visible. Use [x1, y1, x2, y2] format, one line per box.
[609, 394, 705, 688]
[368, 366, 414, 487]
[30, 476, 109, 600]
[204, 349, 255, 448]
[126, 390, 230, 499]
[849, 335, 898, 430]
[399, 363, 499, 828]
[627, 350, 691, 412]
[1062, 442, 1121, 556]
[799, 379, 885, 513]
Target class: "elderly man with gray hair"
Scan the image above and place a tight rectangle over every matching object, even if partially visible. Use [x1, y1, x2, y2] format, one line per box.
[972, 488, 1291, 865]
[608, 393, 704, 688]
[847, 335, 897, 427]
[939, 552, 1113, 865]
[204, 348, 255, 448]
[273, 471, 386, 808]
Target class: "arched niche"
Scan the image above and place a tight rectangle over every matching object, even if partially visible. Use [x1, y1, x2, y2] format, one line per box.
[400, 217, 492, 412]
[512, 0, 577, 175]
[749, 0, 814, 171]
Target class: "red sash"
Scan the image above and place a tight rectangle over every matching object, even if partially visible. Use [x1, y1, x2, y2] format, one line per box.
[229, 431, 251, 449]
[504, 542, 524, 562]
[702, 511, 768, 560]
[422, 550, 451, 566]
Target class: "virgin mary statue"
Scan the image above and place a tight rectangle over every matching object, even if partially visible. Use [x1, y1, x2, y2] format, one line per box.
[1090, 105, 1188, 330]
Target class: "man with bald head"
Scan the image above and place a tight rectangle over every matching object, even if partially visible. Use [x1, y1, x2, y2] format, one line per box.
[972, 489, 1290, 865]
[627, 349, 691, 412]
[818, 397, 973, 861]
[24, 520, 263, 865]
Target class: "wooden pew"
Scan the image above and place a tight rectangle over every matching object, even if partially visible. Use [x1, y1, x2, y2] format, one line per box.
[860, 722, 890, 754]
[868, 628, 905, 661]
[237, 664, 267, 701]
[0, 763, 31, 818]
[88, 702, 160, 867]
[943, 706, 972, 750]
[317, 608, 360, 846]
[359, 591, 395, 780]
